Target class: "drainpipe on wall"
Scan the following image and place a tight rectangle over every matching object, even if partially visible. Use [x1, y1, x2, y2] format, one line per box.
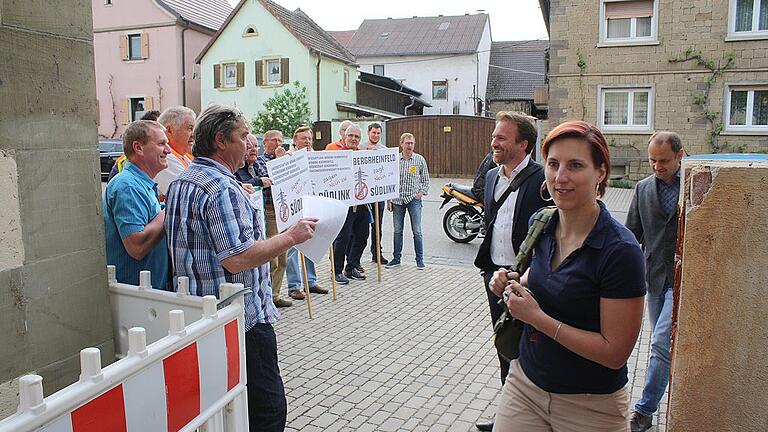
[404, 96, 416, 116]
[475, 52, 480, 116]
[315, 51, 322, 121]
[180, 20, 190, 106]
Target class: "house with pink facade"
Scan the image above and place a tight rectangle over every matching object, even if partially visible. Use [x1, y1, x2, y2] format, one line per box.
[93, 0, 232, 138]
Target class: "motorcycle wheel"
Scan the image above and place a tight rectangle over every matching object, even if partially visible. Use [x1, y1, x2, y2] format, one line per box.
[443, 205, 480, 243]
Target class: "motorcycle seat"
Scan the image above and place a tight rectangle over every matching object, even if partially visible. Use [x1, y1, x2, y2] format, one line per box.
[448, 183, 479, 201]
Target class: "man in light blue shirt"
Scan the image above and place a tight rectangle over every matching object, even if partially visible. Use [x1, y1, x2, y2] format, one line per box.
[103, 120, 171, 289]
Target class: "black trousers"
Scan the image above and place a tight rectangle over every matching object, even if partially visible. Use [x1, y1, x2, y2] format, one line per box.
[483, 270, 510, 385]
[369, 201, 385, 258]
[245, 324, 286, 432]
[334, 206, 370, 274]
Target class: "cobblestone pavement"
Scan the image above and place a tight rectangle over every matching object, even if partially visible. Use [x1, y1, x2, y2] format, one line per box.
[274, 263, 667, 431]
[273, 179, 668, 431]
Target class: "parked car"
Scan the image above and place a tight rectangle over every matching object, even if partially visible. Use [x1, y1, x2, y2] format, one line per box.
[99, 139, 123, 182]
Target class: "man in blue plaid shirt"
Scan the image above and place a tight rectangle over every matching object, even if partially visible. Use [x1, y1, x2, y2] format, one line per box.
[164, 105, 316, 432]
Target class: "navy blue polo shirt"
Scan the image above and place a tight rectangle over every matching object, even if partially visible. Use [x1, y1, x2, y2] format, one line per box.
[519, 201, 646, 394]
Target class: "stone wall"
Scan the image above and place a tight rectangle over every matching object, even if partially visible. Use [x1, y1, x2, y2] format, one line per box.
[669, 157, 768, 431]
[0, 0, 114, 417]
[547, 0, 768, 180]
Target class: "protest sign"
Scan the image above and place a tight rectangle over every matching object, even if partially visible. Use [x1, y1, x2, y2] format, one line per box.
[266, 149, 310, 232]
[350, 148, 400, 205]
[306, 150, 355, 204]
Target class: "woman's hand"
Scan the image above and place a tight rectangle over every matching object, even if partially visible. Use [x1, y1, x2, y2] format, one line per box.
[504, 279, 543, 325]
[489, 269, 519, 298]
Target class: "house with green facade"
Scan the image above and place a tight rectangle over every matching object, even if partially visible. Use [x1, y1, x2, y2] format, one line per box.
[196, 0, 357, 123]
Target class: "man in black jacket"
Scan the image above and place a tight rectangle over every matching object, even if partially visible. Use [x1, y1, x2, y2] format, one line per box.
[472, 112, 548, 432]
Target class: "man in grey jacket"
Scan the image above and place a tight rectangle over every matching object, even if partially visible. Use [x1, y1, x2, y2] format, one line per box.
[626, 131, 684, 432]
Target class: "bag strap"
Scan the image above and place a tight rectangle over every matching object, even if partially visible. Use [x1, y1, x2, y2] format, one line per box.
[511, 206, 557, 275]
[490, 164, 541, 214]
[493, 206, 557, 332]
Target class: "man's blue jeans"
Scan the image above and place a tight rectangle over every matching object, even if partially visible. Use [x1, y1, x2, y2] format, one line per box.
[635, 286, 673, 417]
[392, 199, 424, 265]
[286, 247, 316, 291]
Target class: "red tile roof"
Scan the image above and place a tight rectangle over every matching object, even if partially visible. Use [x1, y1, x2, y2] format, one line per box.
[328, 30, 357, 48]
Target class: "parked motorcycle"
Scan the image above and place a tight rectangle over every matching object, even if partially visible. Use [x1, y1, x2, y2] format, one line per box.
[439, 183, 484, 243]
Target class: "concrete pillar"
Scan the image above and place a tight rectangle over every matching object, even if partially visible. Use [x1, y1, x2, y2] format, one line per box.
[0, 0, 114, 417]
[669, 155, 768, 431]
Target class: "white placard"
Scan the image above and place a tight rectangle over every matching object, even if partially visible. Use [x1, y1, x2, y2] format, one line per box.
[306, 150, 355, 204]
[350, 148, 400, 205]
[294, 195, 348, 263]
[266, 149, 310, 232]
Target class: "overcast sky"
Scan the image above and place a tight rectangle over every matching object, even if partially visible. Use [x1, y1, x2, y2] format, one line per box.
[226, 0, 549, 41]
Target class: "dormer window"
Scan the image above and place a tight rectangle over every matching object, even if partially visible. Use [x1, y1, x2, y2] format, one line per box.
[243, 25, 259, 37]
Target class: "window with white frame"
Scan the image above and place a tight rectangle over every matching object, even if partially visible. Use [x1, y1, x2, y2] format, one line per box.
[599, 86, 653, 131]
[600, 0, 657, 44]
[432, 81, 448, 100]
[726, 85, 768, 132]
[128, 34, 142, 60]
[729, 0, 768, 38]
[266, 59, 281, 85]
[224, 63, 238, 88]
[343, 68, 350, 92]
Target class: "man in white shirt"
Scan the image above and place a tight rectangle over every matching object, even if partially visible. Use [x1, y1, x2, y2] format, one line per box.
[471, 111, 548, 432]
[154, 106, 196, 201]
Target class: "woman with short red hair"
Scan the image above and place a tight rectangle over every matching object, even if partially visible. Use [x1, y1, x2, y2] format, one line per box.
[489, 120, 646, 431]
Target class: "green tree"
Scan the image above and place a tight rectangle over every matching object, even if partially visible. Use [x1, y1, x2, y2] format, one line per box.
[251, 81, 311, 136]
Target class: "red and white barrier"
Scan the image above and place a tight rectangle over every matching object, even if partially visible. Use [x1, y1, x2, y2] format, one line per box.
[108, 266, 206, 357]
[0, 281, 249, 432]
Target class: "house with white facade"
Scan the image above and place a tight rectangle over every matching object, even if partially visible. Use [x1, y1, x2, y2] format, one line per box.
[338, 14, 491, 116]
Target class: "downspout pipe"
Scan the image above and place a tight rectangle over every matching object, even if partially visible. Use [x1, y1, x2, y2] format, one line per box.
[180, 20, 190, 106]
[404, 96, 416, 116]
[315, 50, 322, 121]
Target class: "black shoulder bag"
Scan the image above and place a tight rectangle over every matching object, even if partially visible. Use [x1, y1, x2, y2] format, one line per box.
[493, 206, 557, 362]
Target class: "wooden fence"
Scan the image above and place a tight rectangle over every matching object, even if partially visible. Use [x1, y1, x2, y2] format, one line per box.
[385, 115, 496, 177]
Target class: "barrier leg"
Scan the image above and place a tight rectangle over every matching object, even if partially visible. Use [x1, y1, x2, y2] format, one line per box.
[224, 388, 249, 432]
[203, 409, 224, 432]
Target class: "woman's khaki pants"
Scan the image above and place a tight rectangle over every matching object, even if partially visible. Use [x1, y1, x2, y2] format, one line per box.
[493, 360, 630, 432]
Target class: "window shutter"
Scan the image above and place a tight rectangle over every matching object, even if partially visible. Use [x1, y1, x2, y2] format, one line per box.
[255, 60, 263, 86]
[214, 64, 222, 89]
[144, 96, 154, 110]
[605, 0, 653, 19]
[119, 35, 129, 60]
[236, 62, 245, 87]
[140, 33, 150, 59]
[122, 98, 131, 125]
[281, 58, 290, 84]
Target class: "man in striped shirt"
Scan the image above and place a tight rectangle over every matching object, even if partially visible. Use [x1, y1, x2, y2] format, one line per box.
[386, 133, 430, 269]
[164, 105, 317, 432]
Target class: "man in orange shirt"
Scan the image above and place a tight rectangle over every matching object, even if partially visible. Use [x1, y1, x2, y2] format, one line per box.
[324, 120, 354, 150]
[154, 106, 196, 201]
[326, 124, 370, 283]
